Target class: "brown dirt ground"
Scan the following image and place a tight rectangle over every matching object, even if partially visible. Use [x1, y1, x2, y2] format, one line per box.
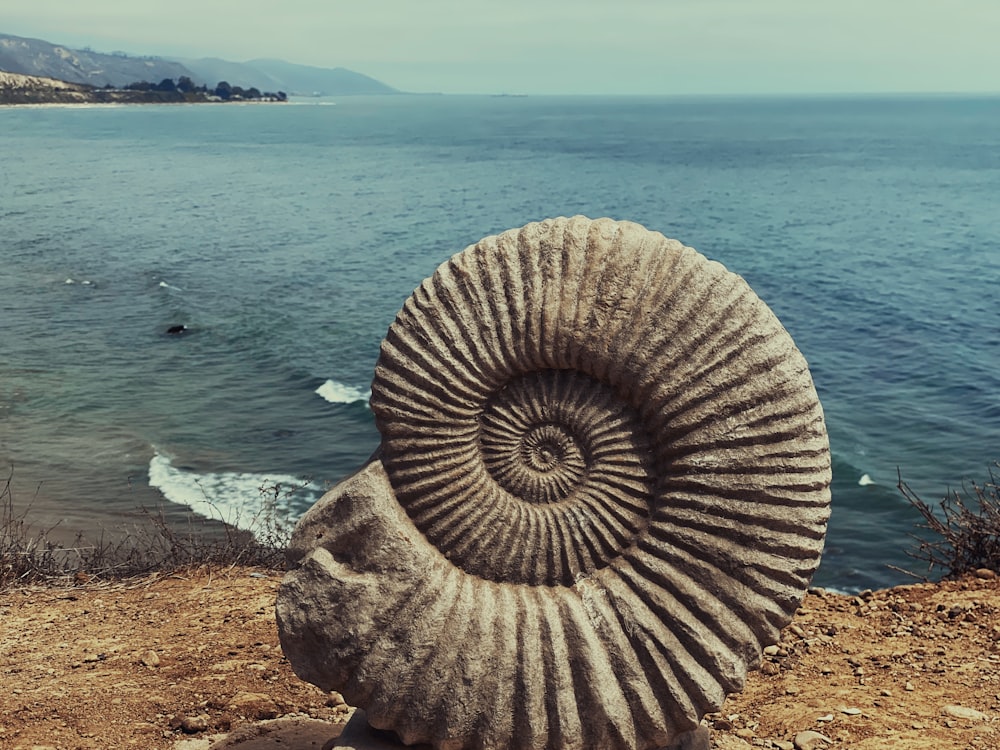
[1, 566, 997, 750]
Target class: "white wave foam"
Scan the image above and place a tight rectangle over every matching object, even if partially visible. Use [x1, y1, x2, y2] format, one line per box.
[148, 452, 318, 538]
[158, 280, 183, 291]
[315, 379, 371, 406]
[288, 99, 337, 106]
[813, 585, 856, 596]
[858, 473, 875, 486]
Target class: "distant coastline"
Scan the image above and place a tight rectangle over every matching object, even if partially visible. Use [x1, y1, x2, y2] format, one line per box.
[0, 32, 399, 98]
[0, 71, 287, 105]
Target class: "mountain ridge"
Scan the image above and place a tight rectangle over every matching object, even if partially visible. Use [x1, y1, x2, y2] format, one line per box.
[0, 32, 397, 96]
[172, 55, 396, 96]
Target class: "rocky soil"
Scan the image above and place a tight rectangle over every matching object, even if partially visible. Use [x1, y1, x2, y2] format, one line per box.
[712, 569, 999, 750]
[1, 566, 997, 750]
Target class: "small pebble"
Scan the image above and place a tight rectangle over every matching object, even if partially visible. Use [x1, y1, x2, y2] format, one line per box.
[793, 730, 831, 750]
[180, 715, 209, 733]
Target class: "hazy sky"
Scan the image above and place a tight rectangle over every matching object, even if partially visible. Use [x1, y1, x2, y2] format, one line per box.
[5, 1, 999, 95]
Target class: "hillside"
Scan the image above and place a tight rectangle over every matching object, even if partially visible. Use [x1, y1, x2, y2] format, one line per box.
[0, 33, 191, 88]
[0, 70, 147, 104]
[0, 70, 83, 98]
[1, 567, 997, 749]
[0, 70, 284, 105]
[0, 32, 397, 96]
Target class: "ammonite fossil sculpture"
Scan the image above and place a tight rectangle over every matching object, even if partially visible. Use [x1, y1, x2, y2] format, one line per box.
[276, 216, 831, 750]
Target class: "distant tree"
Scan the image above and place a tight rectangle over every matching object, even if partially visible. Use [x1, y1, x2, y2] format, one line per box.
[214, 81, 232, 100]
[126, 80, 153, 91]
[176, 76, 195, 94]
[276, 91, 287, 102]
[245, 86, 262, 100]
[157, 78, 177, 92]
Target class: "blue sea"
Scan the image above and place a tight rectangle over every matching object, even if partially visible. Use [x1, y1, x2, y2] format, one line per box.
[1, 95, 998, 592]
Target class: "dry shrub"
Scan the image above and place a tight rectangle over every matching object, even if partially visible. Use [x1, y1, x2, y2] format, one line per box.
[898, 464, 1000, 580]
[1, 466, 298, 589]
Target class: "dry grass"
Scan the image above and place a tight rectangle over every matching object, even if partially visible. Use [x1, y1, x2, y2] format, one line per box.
[0, 466, 293, 589]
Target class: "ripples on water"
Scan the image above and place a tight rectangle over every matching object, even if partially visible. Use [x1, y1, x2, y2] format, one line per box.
[1, 95, 998, 590]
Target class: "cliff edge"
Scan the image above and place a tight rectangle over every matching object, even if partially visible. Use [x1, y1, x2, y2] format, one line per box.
[0, 567, 997, 749]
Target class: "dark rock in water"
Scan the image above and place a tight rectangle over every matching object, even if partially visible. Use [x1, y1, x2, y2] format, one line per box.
[166, 325, 187, 335]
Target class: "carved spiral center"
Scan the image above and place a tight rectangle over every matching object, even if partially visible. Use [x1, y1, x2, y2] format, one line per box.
[523, 426, 569, 469]
[526, 426, 563, 465]
[482, 419, 586, 504]
[415, 368, 655, 585]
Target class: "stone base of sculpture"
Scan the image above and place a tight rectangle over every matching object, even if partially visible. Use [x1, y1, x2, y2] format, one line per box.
[331, 711, 709, 750]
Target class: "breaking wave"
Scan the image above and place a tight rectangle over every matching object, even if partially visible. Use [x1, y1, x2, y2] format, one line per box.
[147, 451, 321, 539]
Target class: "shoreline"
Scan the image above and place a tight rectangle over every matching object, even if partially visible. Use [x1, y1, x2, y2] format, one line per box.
[0, 99, 290, 108]
[0, 470, 932, 595]
[0, 70, 288, 106]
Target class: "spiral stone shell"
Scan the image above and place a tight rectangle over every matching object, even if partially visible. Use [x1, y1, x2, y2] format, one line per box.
[276, 216, 831, 750]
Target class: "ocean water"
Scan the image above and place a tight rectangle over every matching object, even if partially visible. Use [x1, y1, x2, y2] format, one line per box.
[1, 95, 998, 592]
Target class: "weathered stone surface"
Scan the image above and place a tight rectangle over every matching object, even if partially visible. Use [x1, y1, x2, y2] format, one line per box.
[277, 217, 832, 750]
[329, 710, 432, 750]
[208, 717, 344, 749]
[941, 704, 988, 722]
